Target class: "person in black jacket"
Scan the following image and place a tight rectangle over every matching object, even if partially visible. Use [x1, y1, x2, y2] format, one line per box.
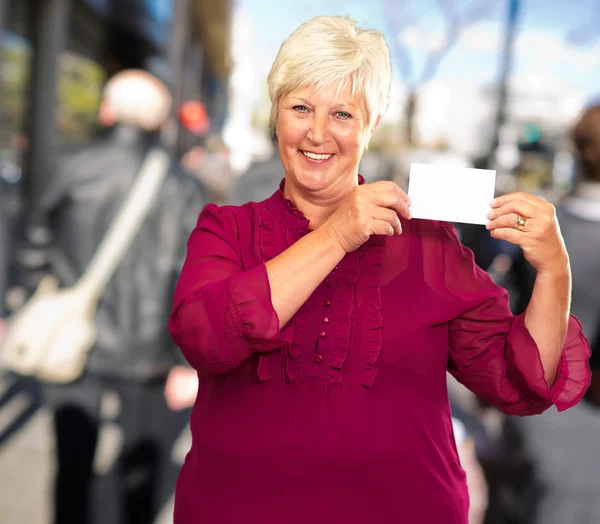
[20, 69, 205, 524]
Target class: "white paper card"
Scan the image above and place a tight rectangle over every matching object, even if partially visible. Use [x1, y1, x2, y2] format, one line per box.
[407, 163, 496, 225]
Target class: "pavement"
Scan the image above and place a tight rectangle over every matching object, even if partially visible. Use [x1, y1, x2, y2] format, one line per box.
[0, 371, 187, 524]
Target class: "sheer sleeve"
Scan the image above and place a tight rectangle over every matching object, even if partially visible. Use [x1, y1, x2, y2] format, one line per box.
[440, 223, 591, 416]
[168, 203, 288, 374]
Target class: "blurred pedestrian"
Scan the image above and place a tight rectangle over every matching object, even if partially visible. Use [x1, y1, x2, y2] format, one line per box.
[560, 104, 600, 344]
[515, 103, 600, 524]
[19, 69, 204, 524]
[228, 134, 284, 205]
[181, 133, 235, 204]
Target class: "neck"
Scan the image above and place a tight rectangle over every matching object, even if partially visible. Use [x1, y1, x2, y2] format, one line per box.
[283, 174, 359, 229]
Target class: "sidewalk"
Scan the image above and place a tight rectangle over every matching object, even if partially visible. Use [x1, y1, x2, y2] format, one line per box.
[0, 373, 52, 524]
[0, 372, 183, 524]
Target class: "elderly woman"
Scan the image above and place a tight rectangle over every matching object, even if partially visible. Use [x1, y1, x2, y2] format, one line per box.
[169, 16, 590, 524]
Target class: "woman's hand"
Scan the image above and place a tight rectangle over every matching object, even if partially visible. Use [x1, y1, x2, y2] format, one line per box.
[321, 181, 412, 253]
[486, 192, 569, 276]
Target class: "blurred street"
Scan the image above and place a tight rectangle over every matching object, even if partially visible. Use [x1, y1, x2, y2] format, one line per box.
[0, 373, 52, 524]
[0, 372, 185, 524]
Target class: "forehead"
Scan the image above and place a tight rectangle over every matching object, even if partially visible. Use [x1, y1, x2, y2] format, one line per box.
[285, 82, 365, 109]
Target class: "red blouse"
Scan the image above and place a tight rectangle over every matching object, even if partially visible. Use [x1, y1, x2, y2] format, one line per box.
[169, 179, 591, 524]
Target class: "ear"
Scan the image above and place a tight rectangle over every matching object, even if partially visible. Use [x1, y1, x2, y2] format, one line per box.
[374, 115, 382, 130]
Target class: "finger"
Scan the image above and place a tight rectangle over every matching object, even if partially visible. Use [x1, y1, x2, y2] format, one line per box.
[373, 191, 412, 220]
[372, 207, 402, 235]
[370, 219, 396, 237]
[370, 181, 412, 206]
[490, 192, 544, 209]
[398, 187, 411, 207]
[487, 199, 537, 222]
[486, 212, 529, 232]
[489, 227, 524, 245]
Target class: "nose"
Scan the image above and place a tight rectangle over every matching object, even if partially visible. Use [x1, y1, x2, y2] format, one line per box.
[307, 112, 328, 145]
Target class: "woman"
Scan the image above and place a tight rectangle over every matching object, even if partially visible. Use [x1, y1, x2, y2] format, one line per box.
[169, 16, 590, 523]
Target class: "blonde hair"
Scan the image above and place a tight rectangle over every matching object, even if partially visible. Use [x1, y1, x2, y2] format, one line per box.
[267, 16, 392, 134]
[102, 69, 172, 131]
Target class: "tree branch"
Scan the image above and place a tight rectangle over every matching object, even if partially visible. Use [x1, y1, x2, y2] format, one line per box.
[384, 0, 502, 87]
[383, 0, 417, 86]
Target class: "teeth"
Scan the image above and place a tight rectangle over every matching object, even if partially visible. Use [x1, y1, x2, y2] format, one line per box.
[303, 151, 332, 161]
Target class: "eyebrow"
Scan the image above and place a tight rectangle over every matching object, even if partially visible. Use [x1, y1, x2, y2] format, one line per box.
[332, 104, 355, 111]
[289, 97, 358, 111]
[290, 97, 311, 105]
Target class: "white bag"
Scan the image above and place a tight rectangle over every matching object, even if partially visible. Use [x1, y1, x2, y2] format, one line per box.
[0, 149, 170, 383]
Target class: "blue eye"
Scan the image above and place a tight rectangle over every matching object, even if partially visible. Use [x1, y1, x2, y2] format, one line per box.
[293, 105, 309, 113]
[336, 111, 351, 120]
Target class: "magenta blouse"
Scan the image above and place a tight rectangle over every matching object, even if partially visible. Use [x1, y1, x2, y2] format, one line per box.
[169, 178, 591, 524]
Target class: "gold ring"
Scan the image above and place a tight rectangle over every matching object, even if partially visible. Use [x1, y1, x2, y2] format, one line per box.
[514, 215, 527, 231]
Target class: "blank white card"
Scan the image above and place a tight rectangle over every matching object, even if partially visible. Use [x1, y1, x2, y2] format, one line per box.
[407, 163, 496, 225]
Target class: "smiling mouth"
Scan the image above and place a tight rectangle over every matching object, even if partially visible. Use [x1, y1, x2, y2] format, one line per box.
[301, 150, 333, 162]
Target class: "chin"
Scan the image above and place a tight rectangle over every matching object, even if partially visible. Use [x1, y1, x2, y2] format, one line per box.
[294, 169, 333, 191]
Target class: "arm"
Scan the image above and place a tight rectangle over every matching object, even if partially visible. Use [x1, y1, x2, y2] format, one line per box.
[524, 266, 570, 384]
[170, 174, 208, 369]
[443, 223, 590, 416]
[269, 179, 413, 326]
[266, 229, 345, 327]
[168, 205, 345, 374]
[170, 181, 412, 374]
[487, 192, 573, 384]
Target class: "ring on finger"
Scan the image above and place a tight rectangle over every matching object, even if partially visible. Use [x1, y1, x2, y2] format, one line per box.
[514, 214, 527, 231]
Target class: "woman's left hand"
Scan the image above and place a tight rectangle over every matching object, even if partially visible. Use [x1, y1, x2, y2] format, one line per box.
[486, 192, 569, 275]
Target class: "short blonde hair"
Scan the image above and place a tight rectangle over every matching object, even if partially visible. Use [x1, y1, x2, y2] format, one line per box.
[267, 16, 392, 134]
[103, 69, 172, 131]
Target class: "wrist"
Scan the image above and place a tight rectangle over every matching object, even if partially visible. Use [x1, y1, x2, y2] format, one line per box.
[315, 225, 347, 256]
[537, 256, 570, 280]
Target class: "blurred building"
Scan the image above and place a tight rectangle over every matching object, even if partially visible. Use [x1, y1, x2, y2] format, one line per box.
[407, 73, 586, 160]
[0, 0, 232, 210]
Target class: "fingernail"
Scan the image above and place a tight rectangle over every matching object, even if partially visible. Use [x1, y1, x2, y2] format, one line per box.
[487, 210, 495, 219]
[490, 199, 497, 207]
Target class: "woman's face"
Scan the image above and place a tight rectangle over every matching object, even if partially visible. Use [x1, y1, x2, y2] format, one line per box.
[276, 82, 372, 194]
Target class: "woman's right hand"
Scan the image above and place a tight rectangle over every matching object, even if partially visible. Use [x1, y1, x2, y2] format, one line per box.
[321, 181, 412, 253]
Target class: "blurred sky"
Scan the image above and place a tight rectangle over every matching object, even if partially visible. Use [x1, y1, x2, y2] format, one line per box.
[225, 0, 600, 169]
[238, 0, 600, 101]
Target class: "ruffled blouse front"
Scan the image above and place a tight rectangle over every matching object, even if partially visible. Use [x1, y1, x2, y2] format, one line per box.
[169, 178, 591, 524]
[256, 178, 385, 387]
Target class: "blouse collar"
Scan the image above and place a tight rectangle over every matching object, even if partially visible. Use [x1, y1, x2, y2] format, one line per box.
[265, 175, 366, 231]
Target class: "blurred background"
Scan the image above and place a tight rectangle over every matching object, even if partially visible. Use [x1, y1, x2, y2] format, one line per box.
[0, 0, 599, 523]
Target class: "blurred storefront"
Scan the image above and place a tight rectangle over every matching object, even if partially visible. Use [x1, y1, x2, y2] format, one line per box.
[0, 0, 232, 211]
